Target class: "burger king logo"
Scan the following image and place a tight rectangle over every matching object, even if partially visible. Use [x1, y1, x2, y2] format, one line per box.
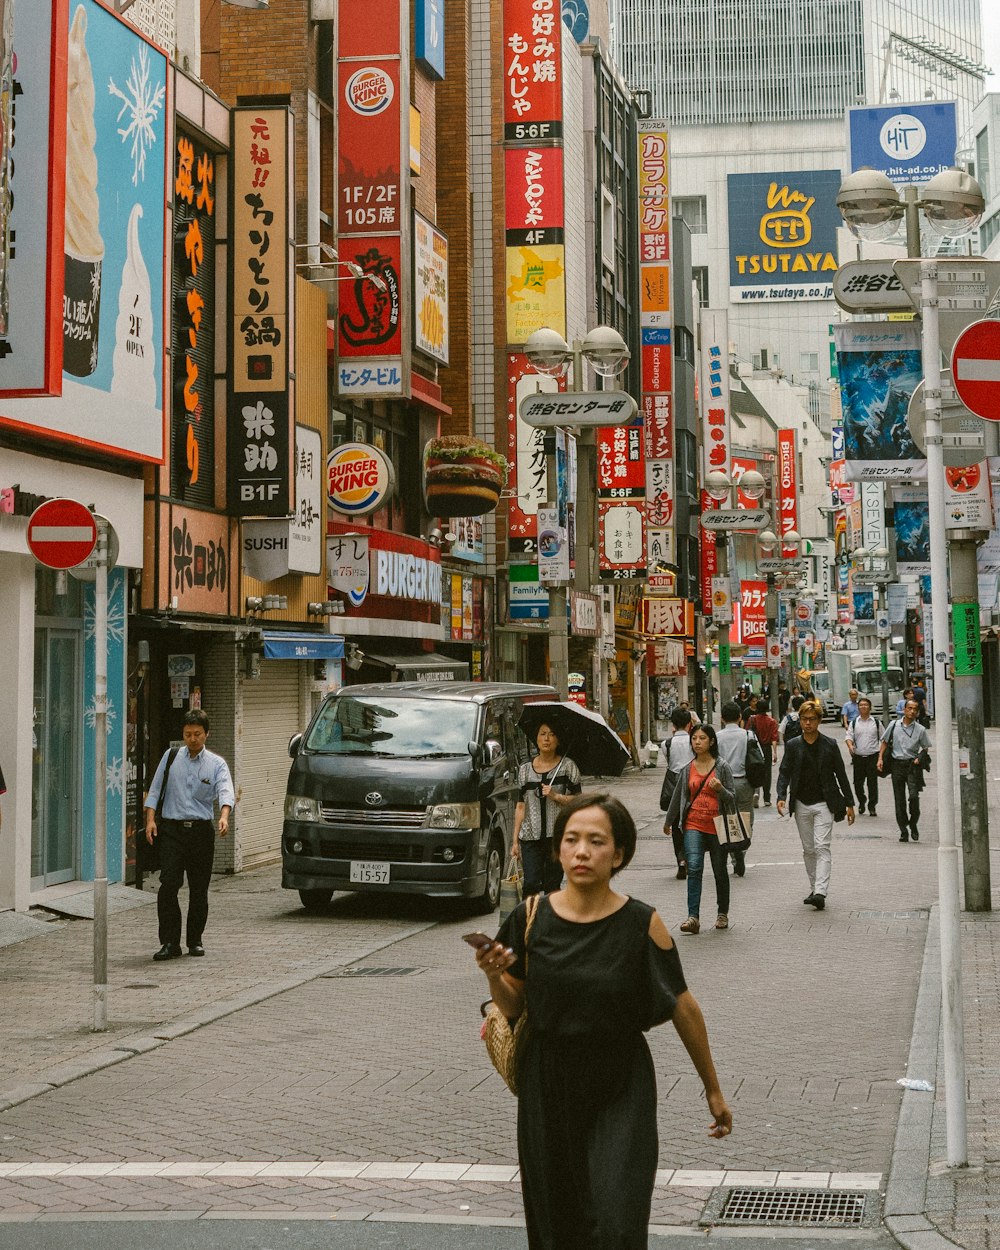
[327, 444, 395, 517]
[345, 67, 394, 116]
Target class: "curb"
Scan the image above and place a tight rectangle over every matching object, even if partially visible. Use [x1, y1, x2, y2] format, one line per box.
[883, 902, 961, 1250]
[0, 920, 437, 1113]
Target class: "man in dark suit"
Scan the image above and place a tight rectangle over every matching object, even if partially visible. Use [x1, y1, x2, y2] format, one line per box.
[776, 700, 855, 912]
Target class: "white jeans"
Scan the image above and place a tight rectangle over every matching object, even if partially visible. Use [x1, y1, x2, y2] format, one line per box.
[793, 801, 833, 898]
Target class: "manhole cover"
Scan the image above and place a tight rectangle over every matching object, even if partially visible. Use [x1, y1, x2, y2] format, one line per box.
[325, 966, 424, 978]
[710, 1188, 870, 1227]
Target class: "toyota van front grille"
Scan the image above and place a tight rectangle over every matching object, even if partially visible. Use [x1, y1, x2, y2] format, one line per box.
[319, 804, 426, 827]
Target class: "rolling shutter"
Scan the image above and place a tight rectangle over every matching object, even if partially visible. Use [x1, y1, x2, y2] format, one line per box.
[239, 661, 302, 867]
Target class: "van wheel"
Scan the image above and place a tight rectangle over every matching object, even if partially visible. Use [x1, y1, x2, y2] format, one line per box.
[472, 834, 504, 915]
[299, 888, 334, 913]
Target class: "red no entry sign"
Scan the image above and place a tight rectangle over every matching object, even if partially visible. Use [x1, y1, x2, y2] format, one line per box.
[951, 319, 1000, 421]
[26, 498, 98, 569]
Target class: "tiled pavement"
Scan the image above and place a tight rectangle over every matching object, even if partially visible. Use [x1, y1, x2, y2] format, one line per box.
[1, 731, 999, 1244]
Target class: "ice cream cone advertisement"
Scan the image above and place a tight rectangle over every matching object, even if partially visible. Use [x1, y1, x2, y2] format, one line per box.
[0, 0, 167, 459]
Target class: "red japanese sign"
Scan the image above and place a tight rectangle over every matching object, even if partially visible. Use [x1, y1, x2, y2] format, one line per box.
[336, 0, 407, 397]
[739, 578, 767, 645]
[777, 428, 798, 550]
[642, 395, 672, 458]
[336, 60, 402, 238]
[641, 339, 672, 394]
[643, 597, 695, 636]
[504, 147, 564, 242]
[700, 489, 719, 610]
[637, 126, 670, 263]
[597, 425, 645, 498]
[502, 0, 563, 142]
[731, 455, 760, 510]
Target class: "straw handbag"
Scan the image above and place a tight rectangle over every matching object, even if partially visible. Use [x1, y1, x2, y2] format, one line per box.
[498, 859, 523, 927]
[480, 893, 540, 1095]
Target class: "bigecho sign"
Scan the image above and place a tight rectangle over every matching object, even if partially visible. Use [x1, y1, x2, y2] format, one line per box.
[327, 443, 395, 517]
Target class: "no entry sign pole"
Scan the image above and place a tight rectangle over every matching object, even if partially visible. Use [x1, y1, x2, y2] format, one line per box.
[93, 518, 109, 1033]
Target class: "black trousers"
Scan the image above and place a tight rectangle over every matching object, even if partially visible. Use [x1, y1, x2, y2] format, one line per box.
[889, 761, 922, 833]
[521, 837, 563, 896]
[157, 819, 216, 946]
[852, 754, 879, 811]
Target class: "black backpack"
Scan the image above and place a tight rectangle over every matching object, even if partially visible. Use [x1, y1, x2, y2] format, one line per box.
[783, 715, 802, 743]
[744, 731, 768, 788]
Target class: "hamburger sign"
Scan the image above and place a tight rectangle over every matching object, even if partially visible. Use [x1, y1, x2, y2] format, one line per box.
[327, 443, 395, 517]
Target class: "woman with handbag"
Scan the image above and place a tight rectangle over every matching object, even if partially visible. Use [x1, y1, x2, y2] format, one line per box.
[475, 793, 732, 1250]
[512, 722, 583, 896]
[662, 724, 737, 934]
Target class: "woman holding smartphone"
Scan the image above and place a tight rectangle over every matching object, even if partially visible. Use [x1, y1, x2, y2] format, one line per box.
[473, 793, 732, 1250]
[511, 722, 582, 896]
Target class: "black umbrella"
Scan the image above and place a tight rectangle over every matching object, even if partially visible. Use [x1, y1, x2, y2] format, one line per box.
[518, 702, 631, 778]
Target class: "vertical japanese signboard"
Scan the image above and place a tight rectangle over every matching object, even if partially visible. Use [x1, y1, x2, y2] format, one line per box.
[699, 309, 731, 479]
[506, 352, 558, 553]
[413, 211, 448, 364]
[172, 129, 216, 504]
[739, 579, 767, 645]
[777, 428, 798, 554]
[637, 121, 673, 586]
[597, 424, 646, 579]
[503, 0, 564, 346]
[229, 107, 293, 517]
[336, 0, 409, 397]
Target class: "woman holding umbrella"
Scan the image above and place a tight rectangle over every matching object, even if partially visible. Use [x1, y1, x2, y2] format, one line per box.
[512, 721, 583, 895]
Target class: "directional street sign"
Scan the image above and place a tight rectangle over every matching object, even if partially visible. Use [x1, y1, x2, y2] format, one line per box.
[951, 319, 1000, 421]
[894, 259, 1000, 358]
[26, 498, 97, 569]
[906, 378, 985, 469]
[518, 390, 638, 428]
[700, 508, 769, 531]
[757, 557, 805, 573]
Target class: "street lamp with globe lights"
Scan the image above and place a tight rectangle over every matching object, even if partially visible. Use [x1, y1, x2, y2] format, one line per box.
[837, 163, 987, 1168]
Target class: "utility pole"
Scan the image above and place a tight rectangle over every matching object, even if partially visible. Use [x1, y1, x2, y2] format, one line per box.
[950, 530, 992, 911]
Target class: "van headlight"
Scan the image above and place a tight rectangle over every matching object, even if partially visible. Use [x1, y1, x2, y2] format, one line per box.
[284, 795, 322, 823]
[425, 802, 480, 829]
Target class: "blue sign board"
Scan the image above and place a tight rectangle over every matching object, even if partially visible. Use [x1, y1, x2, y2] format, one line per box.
[416, 0, 445, 80]
[847, 102, 957, 187]
[832, 424, 845, 460]
[727, 170, 842, 302]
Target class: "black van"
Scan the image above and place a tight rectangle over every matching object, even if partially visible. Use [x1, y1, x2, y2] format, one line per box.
[282, 682, 556, 913]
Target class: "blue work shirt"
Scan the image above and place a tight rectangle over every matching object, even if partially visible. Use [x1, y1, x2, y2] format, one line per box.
[841, 699, 860, 723]
[144, 747, 235, 821]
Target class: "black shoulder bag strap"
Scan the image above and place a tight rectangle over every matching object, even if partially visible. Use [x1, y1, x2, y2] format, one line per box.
[154, 747, 180, 824]
[688, 763, 716, 807]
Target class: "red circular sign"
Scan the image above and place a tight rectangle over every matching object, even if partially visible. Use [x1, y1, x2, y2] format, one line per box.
[951, 319, 1000, 421]
[795, 603, 810, 621]
[26, 498, 97, 569]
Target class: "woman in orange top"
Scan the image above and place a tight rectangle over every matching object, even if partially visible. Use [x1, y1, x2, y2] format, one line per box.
[663, 724, 737, 935]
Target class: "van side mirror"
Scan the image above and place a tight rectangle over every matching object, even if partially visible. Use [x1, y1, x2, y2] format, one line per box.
[468, 740, 482, 764]
[483, 739, 503, 766]
[288, 732, 303, 758]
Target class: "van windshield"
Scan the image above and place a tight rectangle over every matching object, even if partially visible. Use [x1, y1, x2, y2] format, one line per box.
[305, 696, 478, 757]
[855, 668, 904, 695]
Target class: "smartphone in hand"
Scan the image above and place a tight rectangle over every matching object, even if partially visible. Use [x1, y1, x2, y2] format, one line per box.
[462, 932, 495, 950]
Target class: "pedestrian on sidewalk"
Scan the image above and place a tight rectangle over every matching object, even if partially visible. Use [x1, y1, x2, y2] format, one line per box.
[663, 724, 737, 934]
[841, 688, 860, 730]
[717, 701, 759, 878]
[143, 710, 235, 961]
[877, 699, 931, 843]
[477, 793, 732, 1250]
[746, 699, 779, 806]
[776, 700, 855, 911]
[781, 694, 804, 744]
[511, 722, 583, 896]
[660, 706, 695, 880]
[844, 696, 882, 817]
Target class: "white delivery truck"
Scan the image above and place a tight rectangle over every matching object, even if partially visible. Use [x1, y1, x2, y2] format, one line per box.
[828, 649, 903, 721]
[808, 669, 837, 721]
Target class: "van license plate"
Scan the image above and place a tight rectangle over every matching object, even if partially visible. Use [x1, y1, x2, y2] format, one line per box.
[350, 861, 390, 884]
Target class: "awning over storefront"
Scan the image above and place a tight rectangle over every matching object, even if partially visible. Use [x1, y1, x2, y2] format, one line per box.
[363, 651, 469, 681]
[262, 631, 345, 661]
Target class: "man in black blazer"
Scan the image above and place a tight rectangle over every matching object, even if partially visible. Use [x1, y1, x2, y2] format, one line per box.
[776, 700, 855, 911]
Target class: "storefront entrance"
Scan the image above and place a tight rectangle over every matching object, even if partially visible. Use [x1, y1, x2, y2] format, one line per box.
[31, 625, 82, 886]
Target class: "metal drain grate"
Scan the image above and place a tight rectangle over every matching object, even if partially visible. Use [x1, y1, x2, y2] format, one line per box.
[718, 1188, 868, 1226]
[326, 966, 424, 978]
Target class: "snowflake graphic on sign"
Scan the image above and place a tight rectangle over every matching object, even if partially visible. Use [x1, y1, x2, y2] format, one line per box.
[108, 45, 165, 186]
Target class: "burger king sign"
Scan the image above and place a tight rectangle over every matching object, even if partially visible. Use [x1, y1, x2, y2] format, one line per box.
[327, 443, 395, 517]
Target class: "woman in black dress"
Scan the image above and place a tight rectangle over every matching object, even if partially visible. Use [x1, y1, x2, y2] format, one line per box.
[476, 793, 732, 1250]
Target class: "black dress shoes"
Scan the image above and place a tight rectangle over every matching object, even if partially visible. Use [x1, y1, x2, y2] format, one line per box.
[910, 826, 919, 842]
[810, 895, 826, 910]
[803, 893, 816, 905]
[188, 944, 206, 957]
[899, 831, 909, 842]
[153, 943, 182, 961]
[869, 808, 877, 817]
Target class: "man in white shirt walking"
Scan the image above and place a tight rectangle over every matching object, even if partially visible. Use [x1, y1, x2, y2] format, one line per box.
[844, 696, 882, 817]
[144, 710, 236, 960]
[878, 699, 931, 843]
